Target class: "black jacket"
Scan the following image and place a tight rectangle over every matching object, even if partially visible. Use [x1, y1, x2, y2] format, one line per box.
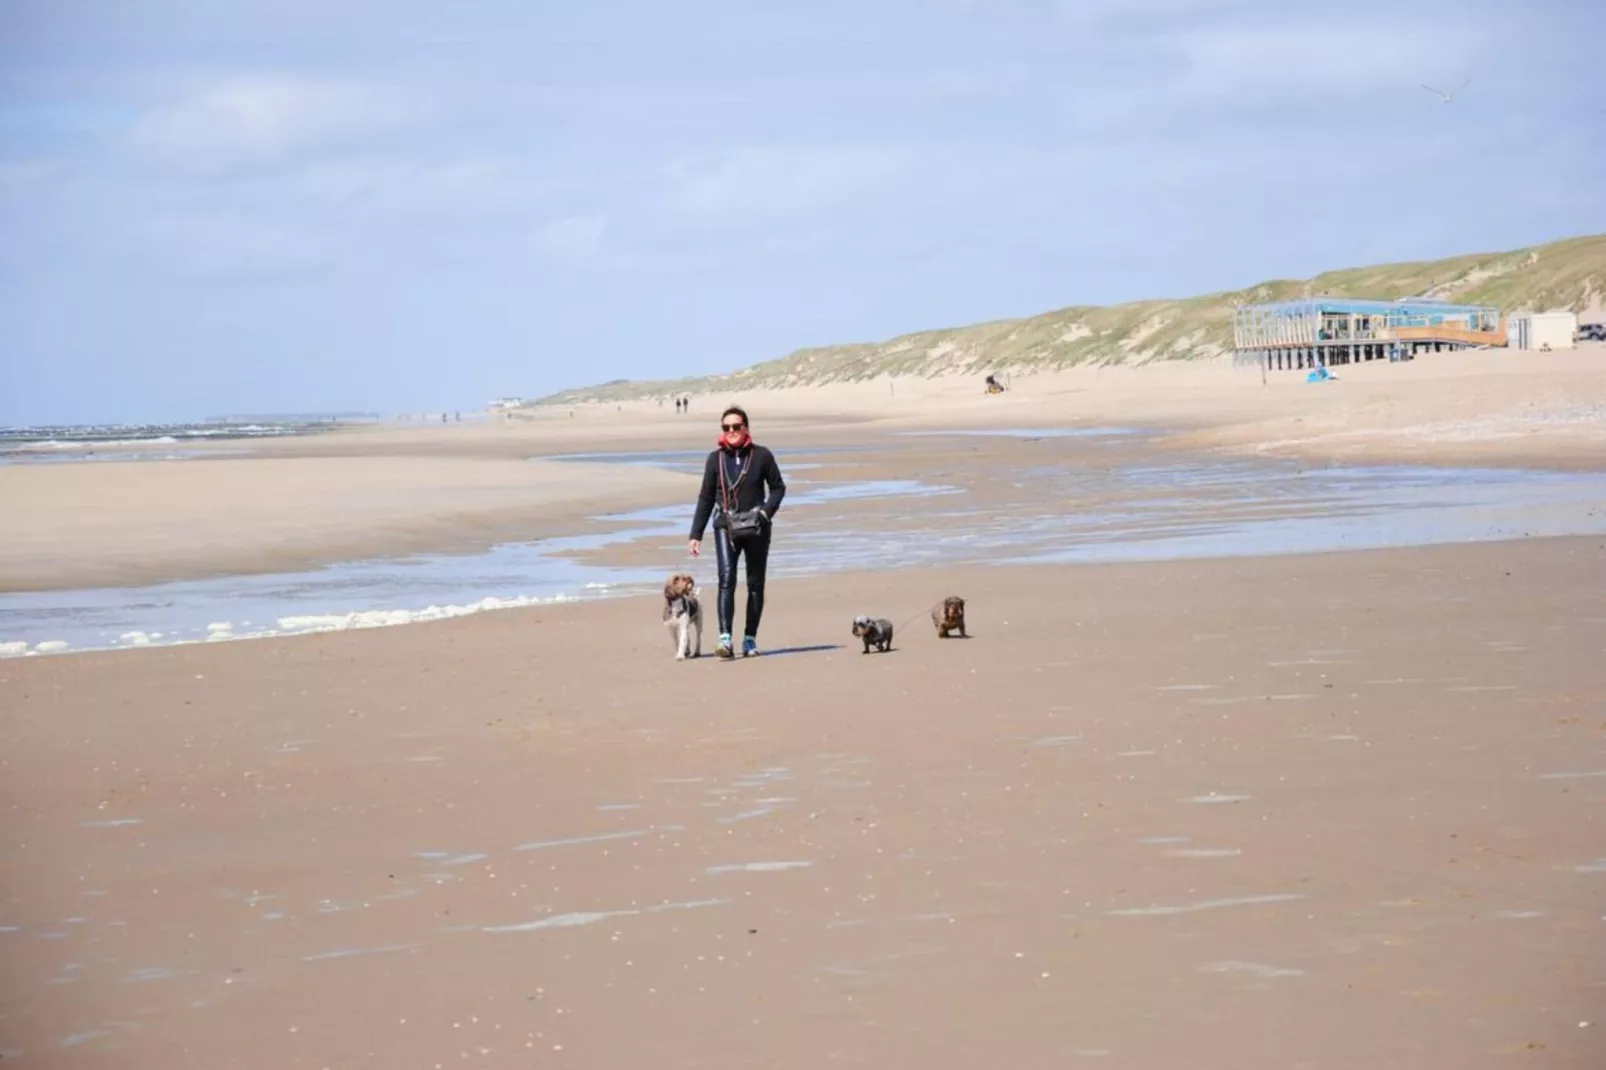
[689, 443, 786, 539]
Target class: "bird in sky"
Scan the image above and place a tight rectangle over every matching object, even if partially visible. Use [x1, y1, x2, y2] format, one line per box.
[1421, 77, 1471, 103]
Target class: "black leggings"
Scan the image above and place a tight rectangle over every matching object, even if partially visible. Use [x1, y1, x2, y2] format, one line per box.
[713, 525, 771, 639]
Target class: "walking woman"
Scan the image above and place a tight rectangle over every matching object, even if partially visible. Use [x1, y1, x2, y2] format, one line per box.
[688, 405, 786, 658]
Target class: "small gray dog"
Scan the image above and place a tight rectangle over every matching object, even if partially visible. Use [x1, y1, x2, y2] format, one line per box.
[851, 615, 895, 654]
[662, 573, 703, 660]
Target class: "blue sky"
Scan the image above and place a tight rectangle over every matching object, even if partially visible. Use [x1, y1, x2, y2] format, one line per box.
[2, 0, 1603, 424]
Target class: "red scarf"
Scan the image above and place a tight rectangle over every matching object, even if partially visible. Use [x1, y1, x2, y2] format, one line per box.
[717, 431, 752, 451]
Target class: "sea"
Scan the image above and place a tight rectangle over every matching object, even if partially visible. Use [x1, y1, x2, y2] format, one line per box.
[0, 416, 366, 464]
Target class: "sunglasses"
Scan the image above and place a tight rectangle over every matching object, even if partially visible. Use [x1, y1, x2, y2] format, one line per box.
[721, 422, 746, 432]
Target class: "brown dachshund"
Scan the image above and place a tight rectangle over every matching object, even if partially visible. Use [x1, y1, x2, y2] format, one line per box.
[931, 596, 967, 638]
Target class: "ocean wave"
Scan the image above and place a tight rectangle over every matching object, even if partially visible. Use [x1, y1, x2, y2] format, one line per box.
[0, 639, 70, 657]
[11, 436, 183, 451]
[272, 594, 582, 635]
[0, 593, 590, 660]
[0, 420, 336, 453]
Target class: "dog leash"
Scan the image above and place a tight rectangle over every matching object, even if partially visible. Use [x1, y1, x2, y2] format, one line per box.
[889, 608, 928, 635]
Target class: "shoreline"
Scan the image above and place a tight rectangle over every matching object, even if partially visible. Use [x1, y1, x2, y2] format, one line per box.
[5, 527, 1593, 662]
[4, 345, 1603, 599]
[6, 446, 1605, 658]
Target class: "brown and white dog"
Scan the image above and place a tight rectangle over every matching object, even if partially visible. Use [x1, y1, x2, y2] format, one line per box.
[662, 573, 703, 660]
[931, 595, 967, 638]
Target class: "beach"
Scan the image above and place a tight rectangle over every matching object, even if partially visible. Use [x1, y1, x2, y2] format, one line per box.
[4, 345, 1605, 597]
[4, 538, 1605, 1067]
[3, 347, 1606, 1067]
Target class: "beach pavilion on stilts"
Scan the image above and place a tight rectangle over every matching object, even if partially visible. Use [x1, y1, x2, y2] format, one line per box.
[1231, 297, 1505, 373]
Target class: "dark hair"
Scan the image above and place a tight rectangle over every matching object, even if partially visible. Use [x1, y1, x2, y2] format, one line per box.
[721, 405, 749, 426]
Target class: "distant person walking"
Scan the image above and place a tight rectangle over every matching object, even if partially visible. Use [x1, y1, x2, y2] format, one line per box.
[688, 405, 786, 658]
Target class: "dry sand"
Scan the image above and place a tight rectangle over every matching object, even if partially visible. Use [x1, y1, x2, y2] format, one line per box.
[673, 343, 1606, 468]
[4, 344, 1602, 592]
[3, 537, 1604, 1067]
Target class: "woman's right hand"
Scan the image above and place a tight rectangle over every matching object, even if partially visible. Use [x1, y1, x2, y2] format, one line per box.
[688, 539, 701, 558]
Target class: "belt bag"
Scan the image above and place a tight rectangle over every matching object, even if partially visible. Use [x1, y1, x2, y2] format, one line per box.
[725, 507, 766, 538]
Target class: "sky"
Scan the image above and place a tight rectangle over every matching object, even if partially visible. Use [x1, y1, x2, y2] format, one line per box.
[2, 0, 1603, 425]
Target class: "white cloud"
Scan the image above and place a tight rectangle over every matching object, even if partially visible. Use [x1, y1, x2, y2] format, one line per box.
[116, 212, 344, 281]
[128, 77, 422, 174]
[1172, 21, 1493, 98]
[658, 144, 917, 229]
[530, 213, 613, 270]
[279, 156, 558, 221]
[1030, 6, 1503, 137]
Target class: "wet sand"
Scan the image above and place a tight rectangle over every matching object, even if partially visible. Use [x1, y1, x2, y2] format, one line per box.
[5, 344, 1604, 594]
[4, 537, 1604, 1067]
[0, 455, 696, 594]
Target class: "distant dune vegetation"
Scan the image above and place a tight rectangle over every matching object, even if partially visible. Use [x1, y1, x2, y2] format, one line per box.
[535, 233, 1606, 405]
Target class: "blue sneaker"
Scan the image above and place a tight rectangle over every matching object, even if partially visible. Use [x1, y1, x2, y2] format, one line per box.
[742, 637, 760, 658]
[715, 634, 734, 659]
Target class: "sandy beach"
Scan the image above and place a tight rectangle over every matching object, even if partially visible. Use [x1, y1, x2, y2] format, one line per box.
[0, 454, 699, 594]
[10, 0, 1606, 1059]
[3, 347, 1606, 1067]
[3, 537, 1604, 1067]
[4, 345, 1604, 596]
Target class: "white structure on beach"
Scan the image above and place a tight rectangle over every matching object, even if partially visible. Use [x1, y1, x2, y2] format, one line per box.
[489, 397, 526, 410]
[1508, 310, 1578, 351]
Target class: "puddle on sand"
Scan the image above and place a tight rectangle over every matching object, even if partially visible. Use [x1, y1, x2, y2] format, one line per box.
[770, 460, 1606, 577]
[896, 426, 1146, 440]
[4, 436, 1603, 658]
[540, 442, 874, 476]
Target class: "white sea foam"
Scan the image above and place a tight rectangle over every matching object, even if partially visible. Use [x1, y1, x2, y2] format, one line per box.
[12, 436, 182, 451]
[275, 593, 578, 636]
[3, 591, 592, 660]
